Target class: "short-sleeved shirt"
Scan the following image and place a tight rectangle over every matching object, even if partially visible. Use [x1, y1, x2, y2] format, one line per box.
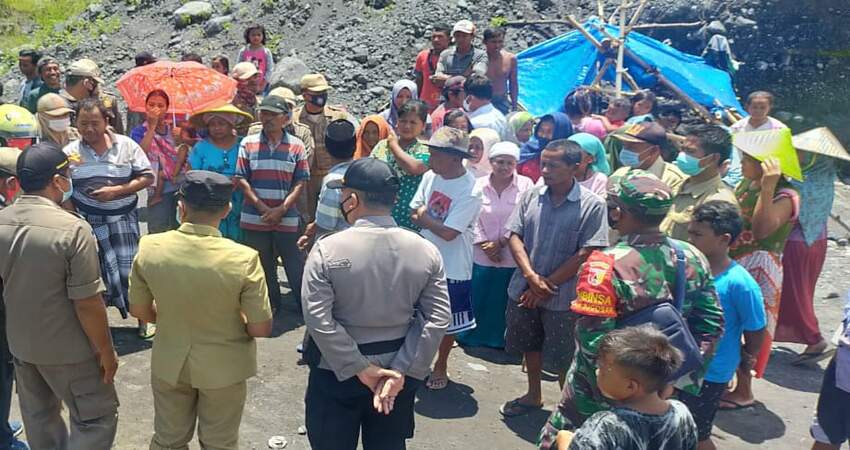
[410, 170, 483, 281]
[567, 401, 698, 450]
[315, 160, 353, 232]
[235, 131, 310, 232]
[661, 173, 739, 241]
[370, 139, 430, 230]
[0, 195, 106, 365]
[472, 173, 535, 268]
[129, 223, 271, 389]
[506, 182, 609, 311]
[436, 46, 488, 77]
[705, 261, 766, 383]
[188, 139, 241, 177]
[414, 49, 443, 110]
[468, 103, 509, 141]
[63, 132, 154, 216]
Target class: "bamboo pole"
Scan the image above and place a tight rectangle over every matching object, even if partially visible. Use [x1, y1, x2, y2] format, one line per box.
[499, 19, 704, 31]
[565, 15, 606, 51]
[622, 70, 641, 91]
[615, 0, 627, 96]
[597, 0, 606, 22]
[631, 21, 705, 30]
[627, 0, 649, 30]
[590, 59, 615, 87]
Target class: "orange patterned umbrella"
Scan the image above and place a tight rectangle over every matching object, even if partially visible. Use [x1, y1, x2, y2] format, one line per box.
[116, 61, 237, 115]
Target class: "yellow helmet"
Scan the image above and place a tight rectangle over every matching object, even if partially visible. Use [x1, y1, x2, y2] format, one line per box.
[0, 104, 38, 149]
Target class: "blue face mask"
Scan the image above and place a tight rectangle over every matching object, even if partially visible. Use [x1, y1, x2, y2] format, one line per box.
[618, 148, 642, 168]
[675, 152, 705, 176]
[60, 176, 74, 204]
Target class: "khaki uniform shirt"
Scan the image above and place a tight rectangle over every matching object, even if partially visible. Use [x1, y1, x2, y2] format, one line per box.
[0, 195, 106, 365]
[129, 223, 272, 389]
[661, 173, 740, 241]
[302, 216, 451, 381]
[60, 90, 124, 134]
[611, 156, 687, 197]
[292, 105, 357, 177]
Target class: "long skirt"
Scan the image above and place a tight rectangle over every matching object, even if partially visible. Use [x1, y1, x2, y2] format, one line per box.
[735, 250, 783, 378]
[775, 238, 827, 345]
[456, 264, 514, 348]
[82, 210, 141, 318]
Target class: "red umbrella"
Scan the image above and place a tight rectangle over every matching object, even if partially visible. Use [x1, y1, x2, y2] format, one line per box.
[116, 61, 237, 115]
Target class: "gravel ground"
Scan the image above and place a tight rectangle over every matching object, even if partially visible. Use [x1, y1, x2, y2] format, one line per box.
[9, 183, 850, 449]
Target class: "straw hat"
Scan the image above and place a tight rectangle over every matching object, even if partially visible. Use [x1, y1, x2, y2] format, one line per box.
[189, 104, 254, 129]
[792, 127, 850, 162]
[732, 128, 803, 181]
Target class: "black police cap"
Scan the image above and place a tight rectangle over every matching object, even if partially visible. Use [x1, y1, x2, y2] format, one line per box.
[178, 170, 233, 207]
[326, 158, 400, 193]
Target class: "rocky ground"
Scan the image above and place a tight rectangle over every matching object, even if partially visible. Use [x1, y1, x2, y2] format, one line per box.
[7, 183, 850, 449]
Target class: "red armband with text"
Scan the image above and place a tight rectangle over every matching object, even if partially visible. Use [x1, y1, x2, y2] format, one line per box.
[571, 251, 618, 318]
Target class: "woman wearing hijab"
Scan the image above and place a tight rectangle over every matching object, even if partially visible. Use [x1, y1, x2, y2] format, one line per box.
[354, 115, 391, 159]
[568, 132, 610, 197]
[187, 104, 253, 241]
[458, 141, 534, 349]
[381, 79, 419, 130]
[507, 111, 534, 145]
[776, 138, 843, 364]
[36, 93, 76, 147]
[466, 128, 500, 178]
[517, 112, 573, 182]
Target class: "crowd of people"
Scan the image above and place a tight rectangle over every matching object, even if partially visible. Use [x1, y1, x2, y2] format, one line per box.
[0, 17, 847, 450]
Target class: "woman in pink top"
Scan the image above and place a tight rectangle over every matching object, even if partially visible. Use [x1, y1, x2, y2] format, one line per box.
[457, 142, 534, 348]
[730, 91, 788, 133]
[564, 88, 607, 140]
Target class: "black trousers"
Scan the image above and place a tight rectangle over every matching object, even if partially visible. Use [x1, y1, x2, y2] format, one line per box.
[0, 322, 14, 447]
[305, 368, 422, 450]
[242, 230, 305, 310]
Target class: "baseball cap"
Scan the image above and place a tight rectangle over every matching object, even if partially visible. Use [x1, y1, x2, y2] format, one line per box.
[16, 142, 69, 191]
[453, 20, 475, 35]
[178, 170, 234, 208]
[426, 127, 472, 158]
[0, 147, 21, 177]
[37, 93, 74, 117]
[268, 87, 298, 107]
[231, 62, 259, 81]
[300, 74, 330, 93]
[613, 122, 668, 147]
[327, 158, 400, 193]
[325, 119, 356, 155]
[258, 95, 291, 115]
[67, 59, 105, 84]
[607, 169, 673, 217]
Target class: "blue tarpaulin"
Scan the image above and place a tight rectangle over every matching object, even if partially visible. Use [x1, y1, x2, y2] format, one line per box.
[517, 17, 744, 117]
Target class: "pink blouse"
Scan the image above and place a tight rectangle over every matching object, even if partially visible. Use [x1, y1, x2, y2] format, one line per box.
[472, 173, 535, 267]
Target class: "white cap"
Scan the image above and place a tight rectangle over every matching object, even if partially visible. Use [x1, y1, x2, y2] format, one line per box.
[489, 142, 520, 161]
[231, 62, 259, 80]
[453, 20, 475, 35]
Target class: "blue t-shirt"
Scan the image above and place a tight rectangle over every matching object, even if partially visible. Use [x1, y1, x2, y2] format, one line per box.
[705, 261, 766, 383]
[188, 139, 241, 177]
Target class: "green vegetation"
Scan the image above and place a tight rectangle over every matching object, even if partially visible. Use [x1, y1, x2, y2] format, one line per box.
[490, 16, 508, 28]
[0, 0, 118, 74]
[266, 32, 282, 54]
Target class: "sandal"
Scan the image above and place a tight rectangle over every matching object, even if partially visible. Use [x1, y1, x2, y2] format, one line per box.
[499, 398, 543, 417]
[717, 399, 755, 411]
[425, 373, 449, 390]
[138, 323, 156, 340]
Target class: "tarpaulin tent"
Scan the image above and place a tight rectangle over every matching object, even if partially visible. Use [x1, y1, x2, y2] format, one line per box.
[517, 17, 744, 117]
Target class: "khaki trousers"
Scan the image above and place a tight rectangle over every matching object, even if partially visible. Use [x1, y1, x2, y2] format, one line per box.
[150, 374, 247, 450]
[14, 357, 119, 450]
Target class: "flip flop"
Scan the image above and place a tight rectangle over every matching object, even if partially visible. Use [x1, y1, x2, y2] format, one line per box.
[426, 374, 449, 390]
[791, 348, 835, 366]
[718, 399, 755, 411]
[499, 398, 543, 417]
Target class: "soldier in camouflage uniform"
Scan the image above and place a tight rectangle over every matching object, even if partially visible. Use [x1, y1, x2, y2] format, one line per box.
[537, 170, 724, 449]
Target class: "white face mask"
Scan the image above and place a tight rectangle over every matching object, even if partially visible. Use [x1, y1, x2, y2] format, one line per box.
[48, 117, 71, 132]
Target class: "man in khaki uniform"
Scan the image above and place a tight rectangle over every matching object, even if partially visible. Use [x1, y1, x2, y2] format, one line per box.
[129, 170, 272, 450]
[292, 73, 359, 221]
[0, 143, 119, 449]
[60, 59, 124, 134]
[302, 158, 451, 449]
[661, 124, 739, 240]
[610, 121, 687, 196]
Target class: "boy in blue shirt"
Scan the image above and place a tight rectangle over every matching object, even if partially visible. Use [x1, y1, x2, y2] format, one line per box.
[684, 200, 767, 450]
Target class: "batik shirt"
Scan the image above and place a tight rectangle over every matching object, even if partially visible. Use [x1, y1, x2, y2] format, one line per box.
[567, 401, 698, 450]
[562, 232, 723, 424]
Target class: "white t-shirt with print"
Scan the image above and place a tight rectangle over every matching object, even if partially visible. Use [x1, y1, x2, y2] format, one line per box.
[411, 170, 483, 281]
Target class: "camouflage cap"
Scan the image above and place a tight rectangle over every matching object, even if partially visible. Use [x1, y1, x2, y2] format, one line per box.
[608, 169, 673, 216]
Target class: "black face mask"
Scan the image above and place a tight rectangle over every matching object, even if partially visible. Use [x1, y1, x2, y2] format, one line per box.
[339, 193, 356, 224]
[308, 93, 328, 108]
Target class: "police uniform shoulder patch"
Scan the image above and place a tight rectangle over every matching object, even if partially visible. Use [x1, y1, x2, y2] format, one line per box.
[100, 95, 114, 109]
[326, 258, 352, 269]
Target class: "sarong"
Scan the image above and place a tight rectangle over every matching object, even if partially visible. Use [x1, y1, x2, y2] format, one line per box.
[82, 210, 140, 318]
[776, 237, 827, 345]
[735, 249, 783, 377]
[457, 264, 513, 348]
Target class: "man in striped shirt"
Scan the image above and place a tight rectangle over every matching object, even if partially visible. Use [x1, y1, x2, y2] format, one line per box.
[236, 96, 310, 313]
